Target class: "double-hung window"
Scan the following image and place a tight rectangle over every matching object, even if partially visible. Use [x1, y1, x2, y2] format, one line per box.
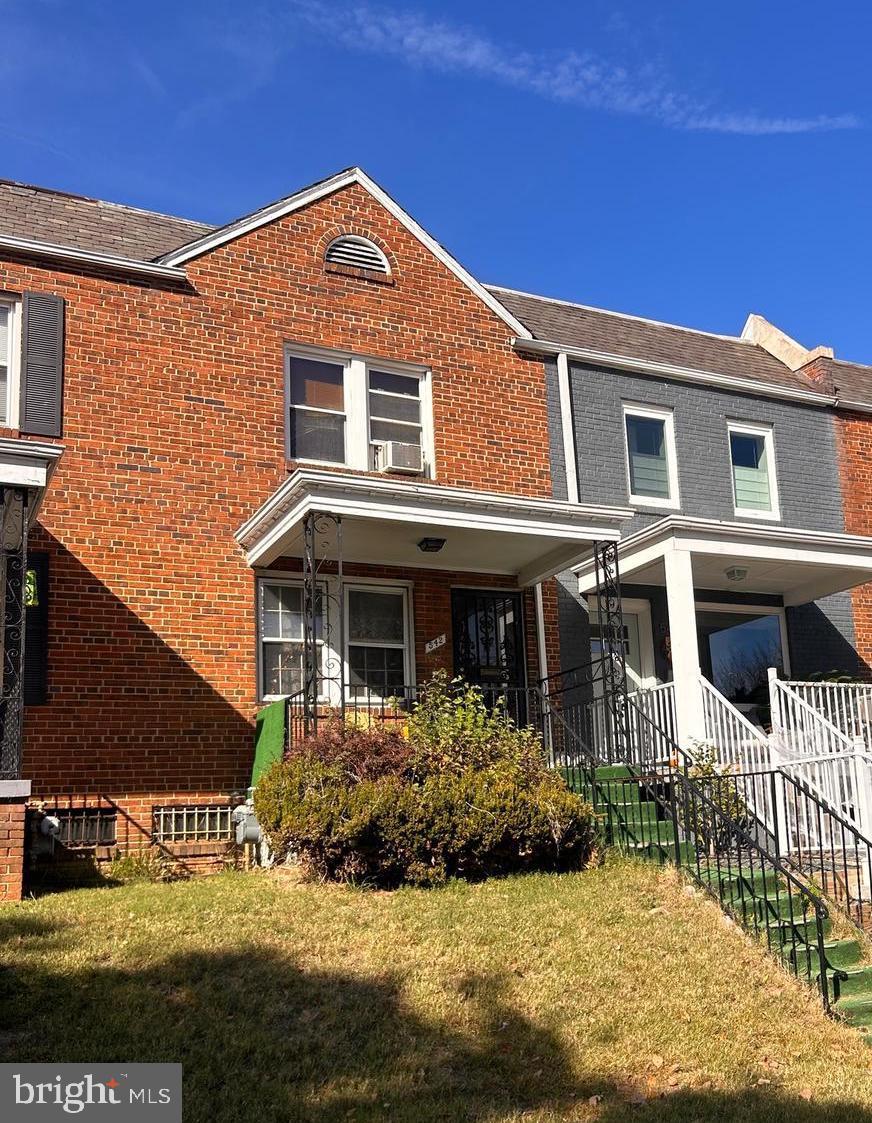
[285, 346, 431, 474]
[287, 355, 346, 464]
[346, 585, 409, 698]
[728, 422, 779, 519]
[623, 404, 679, 508]
[258, 580, 324, 700]
[368, 369, 423, 467]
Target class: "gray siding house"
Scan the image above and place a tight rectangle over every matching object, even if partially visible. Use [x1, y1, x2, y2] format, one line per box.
[489, 286, 872, 747]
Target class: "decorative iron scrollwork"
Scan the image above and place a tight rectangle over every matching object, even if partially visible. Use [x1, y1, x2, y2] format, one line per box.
[0, 487, 28, 780]
[302, 510, 344, 736]
[593, 539, 628, 762]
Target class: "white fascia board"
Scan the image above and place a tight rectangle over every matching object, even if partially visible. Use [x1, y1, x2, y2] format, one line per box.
[239, 470, 631, 567]
[0, 235, 187, 282]
[513, 338, 837, 409]
[0, 438, 64, 490]
[161, 168, 531, 338]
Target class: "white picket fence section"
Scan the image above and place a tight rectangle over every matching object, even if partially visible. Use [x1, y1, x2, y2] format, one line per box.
[780, 679, 872, 747]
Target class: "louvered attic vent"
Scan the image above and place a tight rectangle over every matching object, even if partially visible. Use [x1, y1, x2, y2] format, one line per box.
[325, 235, 390, 275]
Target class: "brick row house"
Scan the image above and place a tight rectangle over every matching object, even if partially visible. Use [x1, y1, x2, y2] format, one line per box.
[3, 166, 872, 897]
[0, 168, 631, 896]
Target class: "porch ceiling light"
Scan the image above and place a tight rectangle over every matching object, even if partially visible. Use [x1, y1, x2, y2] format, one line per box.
[725, 566, 749, 583]
[418, 536, 447, 553]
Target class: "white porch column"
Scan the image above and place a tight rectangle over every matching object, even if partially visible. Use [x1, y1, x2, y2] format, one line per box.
[663, 547, 705, 748]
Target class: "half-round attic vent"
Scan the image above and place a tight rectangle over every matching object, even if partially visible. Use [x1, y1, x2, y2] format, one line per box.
[325, 235, 390, 275]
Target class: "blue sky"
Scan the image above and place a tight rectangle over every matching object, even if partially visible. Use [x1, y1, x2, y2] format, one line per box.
[4, 2, 872, 360]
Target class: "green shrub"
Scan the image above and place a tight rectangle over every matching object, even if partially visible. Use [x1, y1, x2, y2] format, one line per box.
[253, 675, 596, 887]
[406, 673, 548, 780]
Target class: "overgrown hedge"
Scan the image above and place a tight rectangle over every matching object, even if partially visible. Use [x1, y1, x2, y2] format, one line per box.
[253, 675, 596, 887]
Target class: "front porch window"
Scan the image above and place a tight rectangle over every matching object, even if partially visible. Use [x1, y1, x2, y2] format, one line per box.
[696, 604, 787, 713]
[258, 580, 324, 700]
[346, 585, 410, 698]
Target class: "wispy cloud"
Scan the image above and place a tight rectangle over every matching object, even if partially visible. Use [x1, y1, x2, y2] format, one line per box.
[290, 2, 859, 136]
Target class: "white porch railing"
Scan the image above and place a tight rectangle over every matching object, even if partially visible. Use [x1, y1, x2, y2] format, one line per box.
[627, 681, 677, 764]
[769, 671, 860, 761]
[697, 675, 779, 837]
[780, 678, 872, 748]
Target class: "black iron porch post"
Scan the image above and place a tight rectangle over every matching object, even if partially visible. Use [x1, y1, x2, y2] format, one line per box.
[302, 510, 345, 737]
[0, 487, 28, 781]
[593, 539, 629, 763]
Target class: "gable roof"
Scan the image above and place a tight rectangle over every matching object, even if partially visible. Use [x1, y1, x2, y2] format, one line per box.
[0, 178, 212, 260]
[158, 167, 531, 337]
[488, 285, 823, 397]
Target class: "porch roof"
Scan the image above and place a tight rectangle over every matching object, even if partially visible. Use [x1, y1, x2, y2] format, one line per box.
[0, 437, 64, 515]
[574, 515, 872, 606]
[236, 469, 632, 585]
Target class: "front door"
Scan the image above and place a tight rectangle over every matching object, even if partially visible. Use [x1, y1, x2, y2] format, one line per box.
[451, 589, 526, 714]
[589, 610, 645, 692]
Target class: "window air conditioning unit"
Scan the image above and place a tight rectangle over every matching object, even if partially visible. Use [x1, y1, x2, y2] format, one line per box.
[380, 441, 424, 475]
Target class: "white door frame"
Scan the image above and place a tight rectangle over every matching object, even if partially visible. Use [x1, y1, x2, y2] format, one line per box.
[587, 595, 657, 689]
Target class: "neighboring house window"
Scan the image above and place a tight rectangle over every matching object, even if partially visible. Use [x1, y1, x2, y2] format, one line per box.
[287, 355, 346, 464]
[346, 585, 409, 697]
[0, 300, 18, 427]
[728, 422, 779, 518]
[285, 345, 432, 474]
[623, 404, 679, 508]
[258, 579, 324, 699]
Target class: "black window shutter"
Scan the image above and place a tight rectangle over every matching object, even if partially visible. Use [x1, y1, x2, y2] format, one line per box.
[24, 552, 49, 706]
[20, 292, 64, 437]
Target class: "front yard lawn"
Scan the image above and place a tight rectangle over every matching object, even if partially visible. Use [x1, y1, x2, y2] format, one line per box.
[1, 859, 871, 1122]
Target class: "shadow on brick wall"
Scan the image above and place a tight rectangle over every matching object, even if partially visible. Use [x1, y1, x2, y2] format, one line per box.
[21, 531, 256, 798]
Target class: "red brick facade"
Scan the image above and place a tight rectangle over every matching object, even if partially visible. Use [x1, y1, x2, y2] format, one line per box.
[0, 798, 26, 901]
[835, 409, 872, 674]
[0, 180, 560, 871]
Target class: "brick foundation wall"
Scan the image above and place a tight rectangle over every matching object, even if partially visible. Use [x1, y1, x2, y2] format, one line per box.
[0, 798, 26, 901]
[0, 181, 555, 816]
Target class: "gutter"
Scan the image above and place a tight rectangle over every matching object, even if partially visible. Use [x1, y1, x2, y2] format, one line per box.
[512, 336, 838, 409]
[0, 235, 189, 282]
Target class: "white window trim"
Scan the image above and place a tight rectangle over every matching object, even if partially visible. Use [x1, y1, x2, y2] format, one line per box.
[256, 575, 329, 703]
[343, 581, 414, 701]
[695, 600, 790, 677]
[0, 297, 20, 429]
[727, 420, 780, 521]
[285, 342, 434, 477]
[622, 402, 680, 510]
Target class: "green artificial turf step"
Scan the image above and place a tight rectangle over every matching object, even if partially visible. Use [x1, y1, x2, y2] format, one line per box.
[593, 764, 637, 780]
[835, 966, 872, 998]
[794, 938, 863, 974]
[766, 914, 833, 946]
[700, 867, 785, 899]
[602, 799, 660, 825]
[835, 993, 872, 1029]
[726, 891, 811, 923]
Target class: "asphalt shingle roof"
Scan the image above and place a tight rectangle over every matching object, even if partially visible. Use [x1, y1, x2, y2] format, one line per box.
[0, 179, 213, 260]
[487, 285, 825, 395]
[5, 176, 872, 405]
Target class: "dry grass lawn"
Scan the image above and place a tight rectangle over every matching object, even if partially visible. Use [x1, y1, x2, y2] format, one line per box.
[1, 857, 871, 1121]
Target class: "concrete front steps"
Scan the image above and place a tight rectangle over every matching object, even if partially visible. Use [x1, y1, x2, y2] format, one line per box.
[589, 764, 872, 1042]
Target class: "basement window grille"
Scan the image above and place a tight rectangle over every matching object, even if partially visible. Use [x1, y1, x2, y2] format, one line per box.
[324, 235, 390, 275]
[48, 807, 117, 848]
[152, 804, 234, 844]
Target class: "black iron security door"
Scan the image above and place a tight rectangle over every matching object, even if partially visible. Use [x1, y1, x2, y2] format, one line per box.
[451, 590, 526, 718]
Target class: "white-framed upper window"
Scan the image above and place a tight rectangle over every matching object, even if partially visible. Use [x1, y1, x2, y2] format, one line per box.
[728, 421, 779, 519]
[345, 584, 411, 700]
[257, 578, 325, 701]
[0, 299, 19, 428]
[622, 403, 679, 508]
[285, 344, 433, 475]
